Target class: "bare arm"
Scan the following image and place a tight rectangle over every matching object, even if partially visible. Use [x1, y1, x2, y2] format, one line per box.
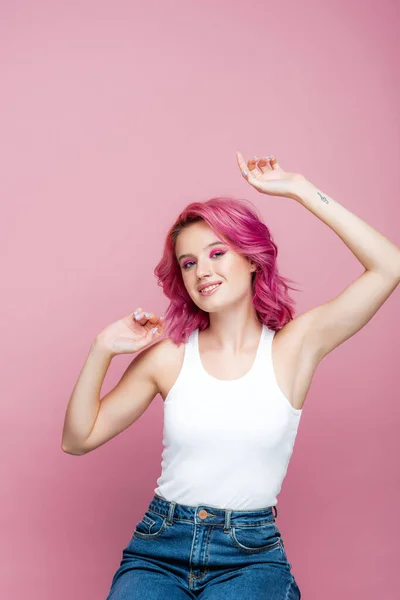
[61, 338, 162, 456]
[61, 340, 113, 455]
[289, 181, 400, 361]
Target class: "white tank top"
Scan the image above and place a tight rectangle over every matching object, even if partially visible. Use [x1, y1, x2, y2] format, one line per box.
[154, 324, 303, 509]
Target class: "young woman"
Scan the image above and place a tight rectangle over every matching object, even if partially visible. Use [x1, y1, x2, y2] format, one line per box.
[62, 152, 400, 599]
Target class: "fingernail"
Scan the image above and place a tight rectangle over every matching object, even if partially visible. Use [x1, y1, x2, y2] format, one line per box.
[135, 314, 141, 320]
[144, 312, 150, 318]
[242, 169, 248, 176]
[152, 327, 158, 335]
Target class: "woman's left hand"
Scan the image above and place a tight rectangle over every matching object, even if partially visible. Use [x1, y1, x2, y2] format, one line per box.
[236, 151, 308, 200]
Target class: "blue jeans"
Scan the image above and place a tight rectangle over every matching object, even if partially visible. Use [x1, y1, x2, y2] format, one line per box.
[106, 493, 301, 599]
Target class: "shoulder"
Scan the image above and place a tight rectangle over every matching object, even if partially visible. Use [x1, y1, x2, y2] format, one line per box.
[143, 335, 185, 374]
[143, 335, 185, 399]
[273, 313, 309, 345]
[152, 335, 184, 358]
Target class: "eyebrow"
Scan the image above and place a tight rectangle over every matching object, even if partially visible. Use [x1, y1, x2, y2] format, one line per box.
[177, 240, 227, 262]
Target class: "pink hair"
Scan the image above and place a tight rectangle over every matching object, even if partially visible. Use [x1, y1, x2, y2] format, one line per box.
[154, 196, 301, 345]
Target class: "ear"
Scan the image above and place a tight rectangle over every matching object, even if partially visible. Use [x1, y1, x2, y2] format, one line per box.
[249, 261, 257, 273]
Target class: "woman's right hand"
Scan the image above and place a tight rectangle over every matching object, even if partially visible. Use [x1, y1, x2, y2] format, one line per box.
[94, 308, 166, 357]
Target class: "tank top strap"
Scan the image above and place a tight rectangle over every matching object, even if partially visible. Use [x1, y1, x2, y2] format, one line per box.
[186, 327, 205, 377]
[248, 324, 271, 376]
[255, 325, 275, 367]
[180, 327, 200, 372]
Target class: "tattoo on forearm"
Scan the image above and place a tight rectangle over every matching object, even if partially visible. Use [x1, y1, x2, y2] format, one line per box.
[317, 191, 329, 204]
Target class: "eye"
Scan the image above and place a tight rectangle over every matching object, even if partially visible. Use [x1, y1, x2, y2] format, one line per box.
[182, 251, 226, 270]
[182, 261, 195, 270]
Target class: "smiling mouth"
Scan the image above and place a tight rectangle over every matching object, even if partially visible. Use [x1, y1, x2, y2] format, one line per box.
[198, 282, 222, 294]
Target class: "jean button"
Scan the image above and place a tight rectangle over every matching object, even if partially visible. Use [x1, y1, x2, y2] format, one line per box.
[198, 509, 208, 520]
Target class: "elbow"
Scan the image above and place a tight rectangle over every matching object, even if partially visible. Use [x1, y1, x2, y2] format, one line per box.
[61, 442, 87, 456]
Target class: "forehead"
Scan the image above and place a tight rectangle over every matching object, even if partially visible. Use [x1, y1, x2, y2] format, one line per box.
[175, 221, 222, 253]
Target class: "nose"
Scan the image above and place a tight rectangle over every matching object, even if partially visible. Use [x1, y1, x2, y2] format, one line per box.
[195, 258, 213, 279]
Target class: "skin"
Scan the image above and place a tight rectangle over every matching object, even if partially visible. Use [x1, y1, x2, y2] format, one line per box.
[175, 219, 262, 355]
[65, 151, 400, 455]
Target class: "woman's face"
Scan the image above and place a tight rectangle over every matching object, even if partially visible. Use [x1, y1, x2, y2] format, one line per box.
[175, 221, 256, 312]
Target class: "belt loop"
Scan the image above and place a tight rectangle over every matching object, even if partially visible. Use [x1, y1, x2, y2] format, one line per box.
[224, 509, 232, 533]
[166, 501, 176, 525]
[272, 505, 278, 519]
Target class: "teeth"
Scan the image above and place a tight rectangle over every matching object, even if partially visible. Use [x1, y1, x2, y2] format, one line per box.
[200, 283, 220, 293]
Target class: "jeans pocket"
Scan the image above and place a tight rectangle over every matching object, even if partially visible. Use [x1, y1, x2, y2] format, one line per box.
[229, 520, 282, 554]
[133, 509, 168, 540]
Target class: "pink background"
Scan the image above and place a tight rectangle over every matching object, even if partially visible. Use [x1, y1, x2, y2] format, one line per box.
[1, 1, 399, 598]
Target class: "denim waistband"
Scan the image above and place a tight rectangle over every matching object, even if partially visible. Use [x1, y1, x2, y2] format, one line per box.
[149, 493, 278, 531]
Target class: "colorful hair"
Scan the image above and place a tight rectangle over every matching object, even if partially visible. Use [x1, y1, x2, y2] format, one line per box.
[154, 196, 302, 345]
